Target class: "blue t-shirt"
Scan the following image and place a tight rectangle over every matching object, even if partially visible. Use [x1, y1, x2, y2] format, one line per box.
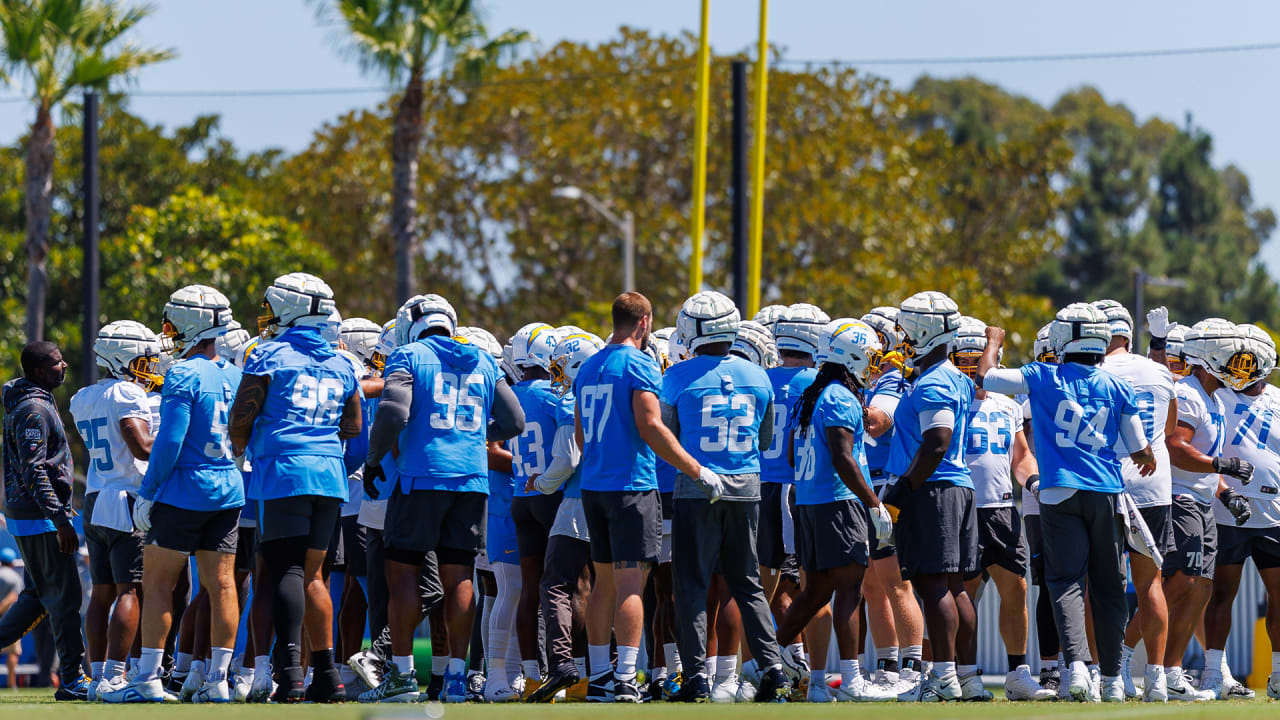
[760, 366, 817, 485]
[865, 369, 908, 474]
[1022, 362, 1138, 494]
[244, 326, 359, 500]
[794, 382, 868, 505]
[656, 458, 677, 493]
[660, 355, 773, 475]
[510, 379, 571, 498]
[488, 468, 515, 517]
[574, 345, 662, 492]
[140, 356, 244, 511]
[886, 360, 975, 488]
[385, 335, 501, 495]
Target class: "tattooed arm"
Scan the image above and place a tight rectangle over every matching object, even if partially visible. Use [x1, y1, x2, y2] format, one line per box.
[229, 374, 269, 457]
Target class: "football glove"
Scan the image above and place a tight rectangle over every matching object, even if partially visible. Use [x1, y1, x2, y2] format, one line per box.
[1213, 456, 1255, 484]
[363, 462, 386, 500]
[132, 497, 154, 534]
[1219, 487, 1252, 526]
[879, 476, 912, 522]
[869, 504, 894, 543]
[698, 466, 726, 504]
[1146, 306, 1173, 340]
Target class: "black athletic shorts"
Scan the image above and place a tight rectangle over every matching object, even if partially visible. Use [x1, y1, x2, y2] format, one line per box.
[84, 492, 145, 585]
[511, 492, 563, 561]
[975, 506, 1027, 577]
[235, 528, 256, 573]
[758, 482, 790, 569]
[1164, 495, 1216, 579]
[1024, 513, 1045, 585]
[384, 487, 486, 559]
[896, 481, 979, 580]
[258, 495, 342, 550]
[1217, 524, 1280, 569]
[580, 489, 662, 564]
[148, 503, 239, 555]
[795, 499, 868, 572]
[342, 516, 369, 577]
[1126, 504, 1175, 559]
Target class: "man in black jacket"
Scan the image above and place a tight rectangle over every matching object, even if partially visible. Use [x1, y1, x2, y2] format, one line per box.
[0, 341, 89, 699]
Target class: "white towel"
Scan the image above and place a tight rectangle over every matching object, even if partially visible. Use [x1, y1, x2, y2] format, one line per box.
[1119, 491, 1162, 569]
[91, 486, 135, 534]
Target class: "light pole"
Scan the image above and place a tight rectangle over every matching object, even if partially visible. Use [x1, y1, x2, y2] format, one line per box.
[1134, 268, 1188, 348]
[553, 185, 635, 293]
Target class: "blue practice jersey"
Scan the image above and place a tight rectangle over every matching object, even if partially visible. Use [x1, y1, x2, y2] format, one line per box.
[886, 361, 975, 488]
[244, 326, 358, 500]
[386, 335, 501, 494]
[511, 379, 571, 497]
[575, 345, 662, 492]
[488, 468, 515, 517]
[865, 369, 909, 475]
[1021, 362, 1138, 494]
[794, 382, 868, 505]
[760, 366, 817, 485]
[555, 394, 584, 499]
[140, 356, 244, 511]
[660, 354, 773, 476]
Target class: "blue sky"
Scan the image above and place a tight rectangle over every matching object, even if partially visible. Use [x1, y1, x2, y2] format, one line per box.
[3, 0, 1279, 270]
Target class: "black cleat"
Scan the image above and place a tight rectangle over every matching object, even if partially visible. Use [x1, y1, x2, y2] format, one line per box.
[755, 666, 791, 703]
[613, 674, 640, 703]
[55, 674, 92, 701]
[672, 673, 711, 703]
[528, 667, 579, 703]
[647, 674, 667, 702]
[586, 673, 613, 702]
[304, 667, 346, 703]
[273, 666, 305, 703]
[426, 672, 445, 701]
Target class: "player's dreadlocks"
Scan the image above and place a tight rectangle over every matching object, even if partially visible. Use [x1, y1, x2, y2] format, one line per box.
[791, 360, 864, 438]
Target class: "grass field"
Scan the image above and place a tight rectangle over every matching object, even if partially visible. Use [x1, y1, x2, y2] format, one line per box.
[0, 690, 1275, 719]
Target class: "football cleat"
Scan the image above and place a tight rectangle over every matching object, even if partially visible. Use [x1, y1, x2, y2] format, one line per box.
[357, 666, 419, 703]
[180, 662, 205, 702]
[1102, 675, 1125, 702]
[191, 680, 231, 704]
[441, 670, 468, 703]
[1165, 667, 1212, 702]
[99, 677, 177, 703]
[1143, 667, 1167, 702]
[805, 677, 834, 702]
[585, 673, 613, 702]
[1005, 665, 1054, 701]
[247, 665, 274, 703]
[959, 673, 992, 701]
[231, 672, 252, 702]
[918, 671, 962, 702]
[710, 673, 740, 703]
[1267, 672, 1280, 700]
[613, 674, 641, 703]
[55, 673, 91, 701]
[347, 651, 383, 691]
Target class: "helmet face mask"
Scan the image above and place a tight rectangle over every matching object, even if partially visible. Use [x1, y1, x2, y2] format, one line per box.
[258, 272, 337, 339]
[548, 332, 605, 397]
[948, 316, 990, 380]
[1224, 349, 1261, 391]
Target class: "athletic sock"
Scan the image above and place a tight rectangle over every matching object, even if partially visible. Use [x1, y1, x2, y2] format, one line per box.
[786, 642, 806, 663]
[706, 655, 718, 680]
[522, 659, 542, 682]
[810, 669, 826, 688]
[663, 643, 681, 673]
[840, 658, 860, 688]
[857, 653, 868, 678]
[1272, 652, 1280, 675]
[447, 657, 466, 676]
[254, 654, 270, 674]
[103, 659, 125, 681]
[138, 648, 164, 682]
[1204, 649, 1224, 677]
[574, 657, 587, 678]
[189, 659, 205, 679]
[431, 656, 448, 675]
[175, 652, 193, 675]
[1007, 654, 1025, 672]
[489, 659, 506, 686]
[934, 661, 956, 678]
[1041, 657, 1057, 671]
[393, 655, 415, 675]
[91, 661, 105, 681]
[958, 663, 976, 679]
[875, 647, 899, 674]
[209, 647, 234, 683]
[714, 655, 736, 683]
[310, 648, 335, 673]
[616, 645, 640, 680]
[588, 645, 612, 679]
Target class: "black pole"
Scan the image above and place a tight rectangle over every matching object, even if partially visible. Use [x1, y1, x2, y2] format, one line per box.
[731, 60, 748, 313]
[83, 91, 100, 385]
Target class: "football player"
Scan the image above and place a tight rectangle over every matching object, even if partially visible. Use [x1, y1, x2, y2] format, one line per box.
[646, 325, 681, 700]
[879, 291, 978, 702]
[71, 321, 164, 700]
[774, 319, 892, 701]
[227, 273, 362, 703]
[661, 292, 790, 703]
[1163, 319, 1253, 701]
[949, 317, 1052, 701]
[752, 305, 788, 333]
[1091, 300, 1178, 702]
[978, 303, 1157, 703]
[361, 295, 524, 703]
[105, 286, 243, 703]
[1201, 325, 1276, 699]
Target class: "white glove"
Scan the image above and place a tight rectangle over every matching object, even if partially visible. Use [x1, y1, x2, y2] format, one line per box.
[1146, 307, 1173, 339]
[132, 497, 153, 534]
[870, 504, 894, 543]
[698, 466, 726, 503]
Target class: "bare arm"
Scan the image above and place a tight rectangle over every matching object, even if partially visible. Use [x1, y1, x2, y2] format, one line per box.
[901, 427, 952, 490]
[119, 417, 153, 461]
[1011, 429, 1038, 486]
[828, 426, 881, 508]
[228, 373, 269, 457]
[360, 377, 384, 399]
[488, 441, 514, 474]
[633, 390, 701, 478]
[1167, 422, 1215, 474]
[865, 406, 893, 438]
[338, 391, 362, 440]
[976, 326, 1005, 387]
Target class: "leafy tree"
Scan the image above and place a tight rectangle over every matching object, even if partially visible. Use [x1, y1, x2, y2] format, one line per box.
[312, 0, 529, 305]
[0, 0, 173, 341]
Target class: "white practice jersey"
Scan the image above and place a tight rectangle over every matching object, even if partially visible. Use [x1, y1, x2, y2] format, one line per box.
[964, 393, 1022, 508]
[1020, 398, 1038, 516]
[1102, 352, 1175, 507]
[1170, 376, 1226, 505]
[69, 378, 153, 493]
[1214, 385, 1280, 528]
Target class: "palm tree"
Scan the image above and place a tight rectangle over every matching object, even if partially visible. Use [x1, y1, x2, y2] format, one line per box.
[0, 0, 173, 342]
[315, 0, 529, 304]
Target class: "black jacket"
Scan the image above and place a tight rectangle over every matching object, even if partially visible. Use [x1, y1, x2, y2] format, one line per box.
[2, 378, 74, 527]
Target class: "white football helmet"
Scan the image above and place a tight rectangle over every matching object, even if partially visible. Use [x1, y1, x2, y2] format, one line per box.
[95, 320, 164, 392]
[774, 303, 830, 357]
[455, 326, 502, 359]
[153, 346, 176, 381]
[340, 317, 383, 366]
[215, 321, 254, 366]
[667, 325, 691, 365]
[731, 320, 777, 369]
[897, 291, 962, 358]
[1050, 303, 1111, 357]
[395, 294, 457, 346]
[501, 342, 523, 383]
[862, 306, 905, 355]
[1184, 318, 1244, 387]
[650, 327, 675, 371]
[948, 316, 993, 379]
[1164, 324, 1189, 376]
[1227, 323, 1276, 390]
[677, 291, 741, 354]
[823, 319, 884, 389]
[162, 284, 234, 356]
[752, 304, 788, 332]
[511, 322, 560, 371]
[320, 308, 343, 346]
[258, 272, 337, 338]
[370, 319, 396, 374]
[557, 325, 587, 339]
[549, 332, 606, 397]
[1034, 322, 1057, 363]
[1091, 299, 1133, 340]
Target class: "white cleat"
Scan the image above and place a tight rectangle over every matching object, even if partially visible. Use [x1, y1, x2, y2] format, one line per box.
[1120, 655, 1140, 698]
[1004, 665, 1055, 701]
[960, 673, 992, 701]
[99, 677, 178, 704]
[1102, 675, 1125, 702]
[1267, 672, 1280, 700]
[1143, 669, 1167, 703]
[347, 651, 383, 691]
[482, 681, 520, 703]
[247, 666, 274, 703]
[87, 678, 101, 702]
[1068, 662, 1090, 702]
[232, 673, 252, 702]
[1088, 666, 1102, 703]
[192, 680, 231, 703]
[806, 679, 835, 702]
[918, 671, 962, 702]
[896, 673, 924, 702]
[711, 674, 741, 703]
[1166, 668, 1213, 702]
[1221, 674, 1256, 700]
[180, 664, 205, 702]
[734, 678, 757, 702]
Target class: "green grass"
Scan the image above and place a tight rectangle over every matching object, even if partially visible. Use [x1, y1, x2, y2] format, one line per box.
[0, 690, 1276, 719]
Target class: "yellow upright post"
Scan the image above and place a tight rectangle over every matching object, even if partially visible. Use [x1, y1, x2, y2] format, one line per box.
[689, 0, 712, 296]
[746, 0, 769, 316]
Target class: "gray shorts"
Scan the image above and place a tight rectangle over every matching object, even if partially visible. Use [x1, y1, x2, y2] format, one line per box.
[84, 492, 144, 586]
[795, 499, 868, 572]
[384, 487, 486, 562]
[1217, 524, 1280, 569]
[896, 482, 979, 579]
[1164, 495, 1216, 578]
[757, 482, 793, 569]
[975, 506, 1027, 578]
[580, 489, 661, 565]
[1127, 504, 1175, 559]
